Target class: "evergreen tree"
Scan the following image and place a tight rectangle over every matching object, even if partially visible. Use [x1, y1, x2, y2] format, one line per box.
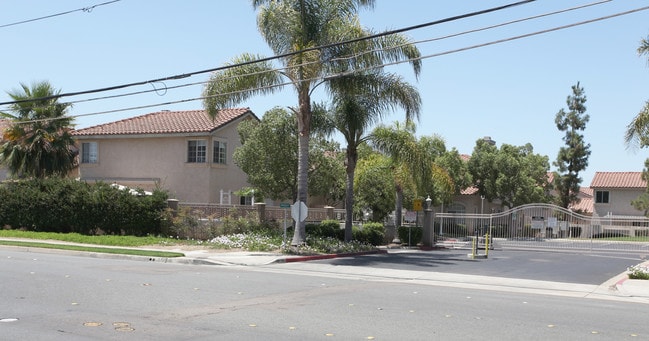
[553, 82, 591, 209]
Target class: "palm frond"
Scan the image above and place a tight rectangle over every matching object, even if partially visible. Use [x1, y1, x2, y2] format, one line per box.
[202, 53, 284, 119]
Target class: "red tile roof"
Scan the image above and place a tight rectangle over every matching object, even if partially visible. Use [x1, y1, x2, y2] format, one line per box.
[568, 187, 594, 214]
[590, 172, 646, 189]
[460, 186, 479, 195]
[72, 109, 256, 136]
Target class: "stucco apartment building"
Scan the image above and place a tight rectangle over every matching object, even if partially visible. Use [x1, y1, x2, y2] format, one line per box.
[71, 109, 258, 204]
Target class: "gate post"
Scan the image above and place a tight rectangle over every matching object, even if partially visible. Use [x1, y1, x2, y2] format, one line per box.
[255, 202, 266, 222]
[422, 196, 435, 248]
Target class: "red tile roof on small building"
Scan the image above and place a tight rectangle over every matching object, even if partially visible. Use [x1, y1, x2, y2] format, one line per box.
[460, 186, 479, 195]
[590, 172, 646, 189]
[568, 187, 593, 214]
[72, 109, 256, 136]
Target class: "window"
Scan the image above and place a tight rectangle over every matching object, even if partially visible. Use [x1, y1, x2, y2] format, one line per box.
[187, 140, 207, 163]
[213, 140, 227, 164]
[81, 142, 98, 164]
[595, 190, 609, 204]
[240, 196, 252, 206]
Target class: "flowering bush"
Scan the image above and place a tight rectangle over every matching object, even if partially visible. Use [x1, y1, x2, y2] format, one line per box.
[209, 233, 281, 252]
[627, 265, 649, 280]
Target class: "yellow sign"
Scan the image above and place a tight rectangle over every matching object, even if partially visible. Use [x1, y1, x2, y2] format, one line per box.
[413, 199, 422, 211]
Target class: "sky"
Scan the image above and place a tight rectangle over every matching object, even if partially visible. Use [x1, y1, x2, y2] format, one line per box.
[1, 0, 648, 186]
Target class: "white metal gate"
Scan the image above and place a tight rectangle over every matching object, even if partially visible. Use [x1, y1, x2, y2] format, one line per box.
[435, 203, 649, 254]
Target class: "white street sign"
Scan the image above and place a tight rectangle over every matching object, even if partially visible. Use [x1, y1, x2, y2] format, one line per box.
[291, 201, 308, 222]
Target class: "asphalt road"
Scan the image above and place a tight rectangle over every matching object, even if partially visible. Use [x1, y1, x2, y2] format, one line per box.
[2, 247, 649, 340]
[308, 249, 648, 285]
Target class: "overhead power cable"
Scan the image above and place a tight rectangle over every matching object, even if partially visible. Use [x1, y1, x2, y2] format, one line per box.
[0, 0, 122, 29]
[0, 0, 615, 112]
[0, 0, 535, 106]
[13, 4, 649, 126]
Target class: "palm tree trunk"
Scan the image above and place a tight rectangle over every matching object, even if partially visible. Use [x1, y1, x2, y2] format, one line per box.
[393, 184, 403, 243]
[291, 91, 311, 246]
[344, 146, 357, 242]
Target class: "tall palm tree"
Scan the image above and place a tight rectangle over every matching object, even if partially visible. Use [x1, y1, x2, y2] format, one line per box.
[371, 121, 453, 241]
[0, 81, 76, 178]
[625, 36, 649, 149]
[203, 0, 420, 245]
[329, 72, 421, 242]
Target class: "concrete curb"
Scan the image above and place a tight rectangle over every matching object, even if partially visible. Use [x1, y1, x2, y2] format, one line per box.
[278, 249, 387, 263]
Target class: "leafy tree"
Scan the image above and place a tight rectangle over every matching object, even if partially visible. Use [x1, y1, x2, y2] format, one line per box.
[0, 81, 76, 178]
[553, 82, 591, 209]
[467, 138, 499, 203]
[353, 151, 397, 223]
[436, 148, 472, 197]
[469, 139, 551, 209]
[329, 71, 421, 241]
[203, 0, 419, 245]
[233, 107, 344, 205]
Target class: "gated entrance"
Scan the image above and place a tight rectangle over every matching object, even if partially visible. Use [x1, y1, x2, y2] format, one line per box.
[435, 203, 649, 254]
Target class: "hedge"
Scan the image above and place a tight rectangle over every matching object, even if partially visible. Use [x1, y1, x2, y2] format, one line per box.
[0, 178, 168, 236]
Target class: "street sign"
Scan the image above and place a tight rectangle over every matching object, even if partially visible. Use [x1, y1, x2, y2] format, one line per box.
[291, 201, 308, 222]
[413, 199, 423, 211]
[280, 203, 290, 208]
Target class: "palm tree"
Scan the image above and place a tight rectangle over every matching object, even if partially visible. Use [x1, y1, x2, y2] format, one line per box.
[0, 81, 76, 178]
[371, 121, 453, 242]
[625, 36, 649, 149]
[329, 72, 421, 242]
[202, 0, 420, 245]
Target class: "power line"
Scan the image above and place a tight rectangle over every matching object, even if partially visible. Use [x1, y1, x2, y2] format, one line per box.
[14, 4, 649, 126]
[332, 0, 613, 64]
[0, 0, 122, 29]
[0, 0, 614, 112]
[0, 0, 535, 107]
[0, 0, 628, 118]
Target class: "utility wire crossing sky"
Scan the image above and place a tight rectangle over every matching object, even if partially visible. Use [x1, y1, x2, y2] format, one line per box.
[1, 0, 648, 185]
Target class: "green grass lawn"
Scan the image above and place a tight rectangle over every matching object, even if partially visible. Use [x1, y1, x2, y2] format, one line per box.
[0, 230, 186, 257]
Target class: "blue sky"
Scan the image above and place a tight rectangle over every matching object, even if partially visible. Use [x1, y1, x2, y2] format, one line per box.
[1, 1, 648, 185]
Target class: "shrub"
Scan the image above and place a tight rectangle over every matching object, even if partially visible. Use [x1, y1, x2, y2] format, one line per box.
[0, 178, 168, 236]
[307, 220, 340, 238]
[398, 225, 422, 246]
[440, 223, 467, 238]
[592, 231, 628, 239]
[354, 222, 384, 246]
[628, 265, 649, 280]
[569, 226, 582, 238]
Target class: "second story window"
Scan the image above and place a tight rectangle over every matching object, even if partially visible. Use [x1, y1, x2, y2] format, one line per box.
[595, 190, 609, 204]
[187, 140, 207, 163]
[213, 140, 227, 165]
[81, 142, 98, 164]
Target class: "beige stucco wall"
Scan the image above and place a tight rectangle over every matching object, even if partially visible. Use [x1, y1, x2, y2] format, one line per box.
[447, 195, 503, 215]
[592, 188, 644, 217]
[76, 118, 251, 203]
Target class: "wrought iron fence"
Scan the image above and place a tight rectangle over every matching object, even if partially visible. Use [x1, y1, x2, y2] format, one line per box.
[177, 203, 347, 223]
[435, 203, 649, 253]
